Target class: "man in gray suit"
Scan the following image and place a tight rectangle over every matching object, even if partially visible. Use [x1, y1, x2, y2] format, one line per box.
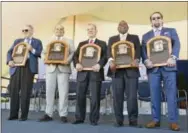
[39, 24, 75, 123]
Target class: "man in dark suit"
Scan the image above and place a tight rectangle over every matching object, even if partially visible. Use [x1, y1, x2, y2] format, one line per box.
[7, 25, 43, 121]
[107, 20, 141, 127]
[72, 23, 107, 126]
[141, 12, 180, 131]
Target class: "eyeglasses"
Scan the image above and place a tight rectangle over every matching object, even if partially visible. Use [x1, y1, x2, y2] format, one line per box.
[22, 29, 29, 32]
[152, 17, 161, 20]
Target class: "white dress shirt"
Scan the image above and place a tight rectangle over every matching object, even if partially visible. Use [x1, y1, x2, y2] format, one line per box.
[24, 37, 36, 57]
[153, 27, 162, 36]
[89, 38, 96, 43]
[120, 33, 128, 41]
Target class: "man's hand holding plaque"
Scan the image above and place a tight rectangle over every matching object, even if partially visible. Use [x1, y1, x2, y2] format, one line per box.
[131, 59, 140, 67]
[92, 64, 100, 72]
[109, 60, 116, 73]
[166, 56, 176, 67]
[26, 43, 33, 51]
[144, 59, 154, 69]
[8, 61, 15, 67]
[76, 63, 83, 72]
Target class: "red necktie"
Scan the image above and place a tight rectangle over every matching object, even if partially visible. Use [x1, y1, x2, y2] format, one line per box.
[89, 40, 94, 44]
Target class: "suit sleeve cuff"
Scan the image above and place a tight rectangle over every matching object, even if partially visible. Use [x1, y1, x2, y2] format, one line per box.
[108, 58, 114, 63]
[31, 48, 36, 54]
[144, 59, 149, 65]
[171, 55, 178, 60]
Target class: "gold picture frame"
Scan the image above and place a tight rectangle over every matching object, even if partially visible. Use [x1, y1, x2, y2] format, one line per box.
[146, 36, 172, 66]
[79, 44, 101, 70]
[44, 40, 69, 64]
[111, 40, 135, 68]
[12, 42, 29, 66]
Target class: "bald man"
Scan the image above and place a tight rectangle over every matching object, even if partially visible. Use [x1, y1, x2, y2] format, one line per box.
[73, 23, 107, 126]
[107, 20, 141, 127]
[39, 24, 75, 123]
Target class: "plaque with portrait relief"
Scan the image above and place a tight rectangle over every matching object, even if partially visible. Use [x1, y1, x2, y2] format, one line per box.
[44, 40, 69, 64]
[111, 40, 135, 68]
[12, 42, 29, 66]
[79, 44, 101, 70]
[146, 36, 172, 66]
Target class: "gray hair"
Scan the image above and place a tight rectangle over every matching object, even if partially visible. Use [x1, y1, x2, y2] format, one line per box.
[25, 24, 34, 30]
[88, 23, 97, 30]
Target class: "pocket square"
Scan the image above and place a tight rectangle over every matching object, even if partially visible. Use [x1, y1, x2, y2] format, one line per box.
[164, 32, 170, 36]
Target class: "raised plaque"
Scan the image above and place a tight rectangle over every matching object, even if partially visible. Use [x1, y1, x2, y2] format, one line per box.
[111, 40, 135, 68]
[79, 44, 101, 70]
[44, 40, 69, 64]
[12, 42, 29, 66]
[146, 36, 172, 66]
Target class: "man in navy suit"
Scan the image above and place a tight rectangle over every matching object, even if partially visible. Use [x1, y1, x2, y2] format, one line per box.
[141, 12, 180, 131]
[7, 25, 43, 121]
[107, 20, 141, 127]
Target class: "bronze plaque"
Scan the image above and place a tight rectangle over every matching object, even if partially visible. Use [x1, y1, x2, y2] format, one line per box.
[111, 40, 135, 68]
[79, 44, 101, 70]
[44, 40, 69, 64]
[12, 42, 29, 66]
[147, 36, 172, 66]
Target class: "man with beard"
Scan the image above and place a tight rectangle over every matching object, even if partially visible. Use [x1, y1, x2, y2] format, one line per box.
[141, 12, 180, 131]
[107, 20, 141, 127]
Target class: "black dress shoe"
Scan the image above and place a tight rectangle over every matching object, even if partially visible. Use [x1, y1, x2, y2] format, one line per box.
[72, 120, 84, 124]
[60, 117, 68, 123]
[19, 118, 27, 121]
[38, 114, 53, 122]
[129, 121, 138, 127]
[90, 122, 98, 126]
[114, 122, 124, 127]
[8, 116, 18, 120]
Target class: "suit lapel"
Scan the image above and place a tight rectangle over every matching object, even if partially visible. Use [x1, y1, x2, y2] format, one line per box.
[149, 30, 155, 38]
[160, 27, 165, 36]
[126, 34, 131, 41]
[94, 38, 98, 44]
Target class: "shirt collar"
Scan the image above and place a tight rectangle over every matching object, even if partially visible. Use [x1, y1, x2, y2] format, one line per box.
[119, 33, 128, 38]
[25, 37, 32, 40]
[56, 36, 64, 40]
[153, 27, 162, 32]
[89, 38, 96, 42]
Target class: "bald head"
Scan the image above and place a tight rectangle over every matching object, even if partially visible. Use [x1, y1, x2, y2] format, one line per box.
[118, 20, 129, 34]
[54, 24, 64, 37]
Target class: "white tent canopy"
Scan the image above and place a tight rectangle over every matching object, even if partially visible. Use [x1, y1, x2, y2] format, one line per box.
[2, 2, 187, 26]
[2, 2, 188, 76]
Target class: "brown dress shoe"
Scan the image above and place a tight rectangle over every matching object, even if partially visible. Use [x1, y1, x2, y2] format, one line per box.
[169, 123, 180, 131]
[145, 121, 160, 128]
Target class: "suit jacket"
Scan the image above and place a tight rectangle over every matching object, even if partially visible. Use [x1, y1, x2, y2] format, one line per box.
[73, 39, 107, 82]
[107, 34, 141, 78]
[7, 37, 43, 76]
[141, 27, 180, 73]
[43, 36, 75, 74]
